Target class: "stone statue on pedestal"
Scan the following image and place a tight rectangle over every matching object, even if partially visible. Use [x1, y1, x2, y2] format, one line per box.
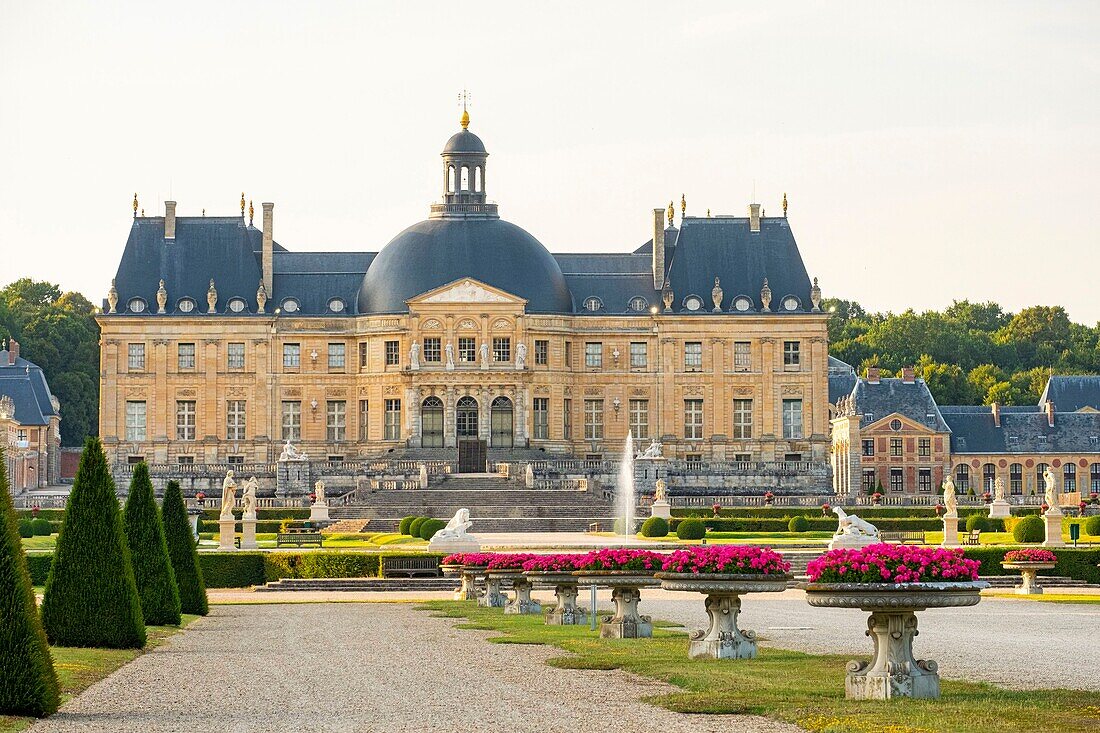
[943, 476, 958, 516]
[314, 480, 327, 505]
[428, 508, 481, 552]
[409, 342, 420, 370]
[445, 343, 455, 370]
[219, 470, 237, 519]
[240, 476, 258, 520]
[279, 439, 308, 462]
[1043, 467, 1059, 509]
[479, 343, 489, 369]
[515, 343, 527, 370]
[829, 507, 879, 549]
[994, 477, 1007, 502]
[653, 479, 667, 502]
[638, 440, 664, 459]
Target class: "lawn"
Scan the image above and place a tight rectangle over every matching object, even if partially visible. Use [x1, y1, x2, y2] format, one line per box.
[19, 535, 57, 551]
[985, 593, 1100, 605]
[195, 531, 427, 550]
[0, 615, 199, 733]
[418, 601, 1100, 733]
[635, 531, 833, 546]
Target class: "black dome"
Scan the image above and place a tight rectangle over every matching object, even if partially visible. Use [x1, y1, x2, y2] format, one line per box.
[357, 218, 574, 314]
[443, 129, 486, 154]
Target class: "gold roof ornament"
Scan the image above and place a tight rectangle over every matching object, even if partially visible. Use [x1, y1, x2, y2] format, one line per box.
[133, 193, 138, 217]
[140, 208, 145, 216]
[681, 193, 686, 218]
[706, 208, 711, 217]
[459, 89, 471, 129]
[240, 192, 246, 217]
[667, 200, 674, 227]
[782, 192, 788, 218]
[248, 200, 254, 226]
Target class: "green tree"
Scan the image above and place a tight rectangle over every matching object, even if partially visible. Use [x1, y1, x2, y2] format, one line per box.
[123, 464, 181, 626]
[0, 448, 60, 717]
[161, 480, 208, 616]
[41, 437, 146, 648]
[967, 364, 1007, 404]
[915, 355, 975, 405]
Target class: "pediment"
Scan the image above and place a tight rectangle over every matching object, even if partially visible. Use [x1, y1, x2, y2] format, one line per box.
[408, 278, 526, 306]
[863, 412, 938, 434]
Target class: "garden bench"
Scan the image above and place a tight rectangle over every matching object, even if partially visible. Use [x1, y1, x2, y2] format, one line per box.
[276, 531, 323, 548]
[382, 555, 441, 578]
[880, 530, 925, 544]
[961, 530, 982, 546]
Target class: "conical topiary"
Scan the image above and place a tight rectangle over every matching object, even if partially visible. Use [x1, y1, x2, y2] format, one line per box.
[161, 480, 207, 616]
[0, 447, 60, 717]
[123, 463, 181, 626]
[41, 437, 146, 648]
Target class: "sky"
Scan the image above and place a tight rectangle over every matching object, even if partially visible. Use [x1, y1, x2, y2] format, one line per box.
[1, 1, 1098, 323]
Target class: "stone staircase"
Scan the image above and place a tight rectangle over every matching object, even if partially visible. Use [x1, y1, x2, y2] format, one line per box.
[332, 474, 619, 532]
[321, 519, 371, 535]
[978, 575, 1098, 589]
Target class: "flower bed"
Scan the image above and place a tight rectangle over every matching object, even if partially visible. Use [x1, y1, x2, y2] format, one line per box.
[441, 552, 498, 567]
[660, 546, 790, 576]
[486, 553, 539, 571]
[521, 554, 585, 572]
[575, 549, 666, 573]
[1003, 548, 1057, 564]
[806, 544, 979, 584]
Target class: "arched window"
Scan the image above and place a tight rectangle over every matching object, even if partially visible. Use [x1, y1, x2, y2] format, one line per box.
[448, 166, 456, 193]
[474, 166, 482, 192]
[583, 297, 603, 312]
[982, 463, 996, 492]
[227, 297, 247, 313]
[127, 297, 147, 313]
[421, 396, 443, 448]
[955, 464, 970, 492]
[1009, 463, 1023, 495]
[460, 166, 470, 191]
[490, 396, 513, 448]
[1063, 463, 1077, 493]
[628, 296, 648, 312]
[456, 396, 478, 438]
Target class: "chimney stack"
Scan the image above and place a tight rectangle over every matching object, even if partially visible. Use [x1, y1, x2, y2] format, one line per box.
[901, 367, 915, 384]
[991, 402, 1001, 427]
[262, 202, 274, 296]
[1045, 400, 1055, 427]
[867, 367, 880, 385]
[164, 201, 177, 239]
[651, 208, 665, 291]
[8, 337, 19, 365]
[748, 203, 761, 233]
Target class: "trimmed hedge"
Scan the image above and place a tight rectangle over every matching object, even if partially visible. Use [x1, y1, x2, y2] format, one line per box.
[265, 552, 382, 581]
[1084, 515, 1100, 537]
[29, 518, 52, 537]
[640, 516, 669, 537]
[418, 519, 446, 541]
[198, 553, 266, 588]
[963, 547, 1100, 585]
[18, 520, 33, 539]
[408, 517, 429, 538]
[788, 516, 810, 533]
[1013, 515, 1045, 543]
[965, 514, 990, 533]
[200, 508, 310, 521]
[0, 448, 60, 717]
[399, 516, 417, 535]
[41, 437, 147, 649]
[162, 480, 208, 616]
[670, 506, 1028, 519]
[25, 554, 52, 585]
[676, 518, 706, 540]
[666, 516, 994, 533]
[123, 463, 181, 626]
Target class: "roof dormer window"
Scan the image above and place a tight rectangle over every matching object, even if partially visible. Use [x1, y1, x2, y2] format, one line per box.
[583, 297, 603, 312]
[281, 298, 300, 314]
[683, 295, 703, 312]
[177, 298, 196, 313]
[227, 297, 247, 313]
[628, 296, 648, 312]
[328, 297, 345, 313]
[127, 298, 147, 313]
[732, 296, 753, 312]
[781, 296, 801, 311]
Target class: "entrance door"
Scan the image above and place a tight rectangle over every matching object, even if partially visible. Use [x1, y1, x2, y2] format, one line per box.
[421, 396, 443, 447]
[491, 396, 514, 448]
[456, 396, 479, 439]
[458, 439, 486, 473]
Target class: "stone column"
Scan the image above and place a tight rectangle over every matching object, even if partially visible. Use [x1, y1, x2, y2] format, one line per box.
[406, 387, 421, 448]
[846, 610, 940, 700]
[941, 513, 960, 547]
[1042, 505, 1065, 547]
[240, 517, 258, 550]
[760, 337, 776, 441]
[444, 386, 456, 448]
[218, 517, 237, 551]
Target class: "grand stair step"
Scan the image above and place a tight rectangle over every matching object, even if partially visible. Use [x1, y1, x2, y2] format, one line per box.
[257, 577, 458, 592]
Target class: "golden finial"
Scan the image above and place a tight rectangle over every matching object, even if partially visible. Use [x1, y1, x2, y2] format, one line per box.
[240, 192, 246, 217]
[459, 89, 471, 129]
[782, 192, 788, 217]
[706, 208, 711, 217]
[667, 200, 674, 227]
[248, 200, 254, 226]
[140, 208, 145, 216]
[681, 194, 686, 218]
[133, 193, 138, 217]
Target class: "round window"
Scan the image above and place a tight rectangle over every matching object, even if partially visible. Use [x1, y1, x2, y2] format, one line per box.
[128, 298, 146, 313]
[733, 296, 752, 312]
[782, 296, 800, 311]
[684, 296, 702, 311]
[328, 298, 345, 313]
[282, 299, 299, 313]
[227, 298, 246, 313]
[583, 297, 602, 312]
[177, 298, 195, 313]
[628, 297, 648, 312]
[890, 419, 902, 431]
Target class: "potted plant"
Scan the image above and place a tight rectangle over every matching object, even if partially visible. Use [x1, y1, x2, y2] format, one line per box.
[821, 502, 831, 517]
[763, 491, 775, 506]
[982, 491, 992, 504]
[487, 554, 541, 614]
[523, 554, 587, 625]
[195, 491, 206, 507]
[802, 544, 984, 700]
[440, 552, 493, 601]
[1041, 503, 1050, 514]
[712, 502, 722, 517]
[934, 503, 945, 517]
[656, 546, 791, 659]
[871, 491, 883, 505]
[1090, 492, 1098, 505]
[1001, 548, 1057, 595]
[574, 549, 666, 638]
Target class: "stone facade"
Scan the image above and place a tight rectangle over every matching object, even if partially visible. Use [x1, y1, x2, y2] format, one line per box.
[0, 340, 62, 492]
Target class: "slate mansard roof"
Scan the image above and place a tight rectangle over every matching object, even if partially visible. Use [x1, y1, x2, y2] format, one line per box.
[941, 405, 1100, 455]
[1039, 376, 1100, 413]
[0, 354, 59, 426]
[848, 377, 951, 433]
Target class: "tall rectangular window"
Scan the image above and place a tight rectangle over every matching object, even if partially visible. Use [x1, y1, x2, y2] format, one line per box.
[862, 439, 875, 456]
[227, 342, 245, 369]
[327, 400, 346, 442]
[583, 399, 604, 440]
[782, 399, 803, 439]
[385, 340, 399, 366]
[533, 397, 549, 440]
[128, 343, 145, 371]
[423, 337, 441, 363]
[177, 343, 195, 370]
[458, 337, 476, 363]
[733, 341, 751, 371]
[227, 400, 246, 441]
[783, 341, 801, 368]
[890, 438, 903, 457]
[918, 437, 931, 457]
[585, 342, 602, 368]
[384, 399, 401, 440]
[358, 342, 369, 370]
[628, 399, 649, 440]
[125, 401, 146, 441]
[733, 399, 753, 439]
[684, 399, 703, 440]
[281, 401, 301, 441]
[493, 337, 511, 362]
[918, 469, 932, 493]
[629, 342, 647, 368]
[328, 343, 346, 371]
[176, 400, 196, 441]
[534, 340, 549, 366]
[283, 343, 300, 369]
[563, 398, 572, 440]
[359, 400, 369, 441]
[684, 342, 702, 370]
[862, 470, 877, 493]
[890, 468, 904, 492]
[564, 341, 573, 368]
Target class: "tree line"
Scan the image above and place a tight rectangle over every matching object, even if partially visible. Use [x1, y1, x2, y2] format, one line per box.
[825, 298, 1100, 406]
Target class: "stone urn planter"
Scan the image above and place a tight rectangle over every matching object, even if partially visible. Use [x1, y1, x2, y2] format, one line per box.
[1001, 549, 1058, 595]
[441, 564, 481, 602]
[525, 571, 587, 625]
[657, 573, 791, 659]
[488, 569, 542, 615]
[574, 572, 660, 638]
[478, 568, 506, 608]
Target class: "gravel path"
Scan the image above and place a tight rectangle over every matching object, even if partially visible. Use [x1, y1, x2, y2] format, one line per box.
[643, 588, 1100, 691]
[29, 602, 799, 733]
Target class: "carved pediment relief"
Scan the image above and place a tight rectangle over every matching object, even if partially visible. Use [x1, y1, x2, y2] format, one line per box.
[411, 278, 525, 306]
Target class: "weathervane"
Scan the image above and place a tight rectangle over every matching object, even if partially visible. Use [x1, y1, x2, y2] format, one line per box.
[457, 89, 472, 129]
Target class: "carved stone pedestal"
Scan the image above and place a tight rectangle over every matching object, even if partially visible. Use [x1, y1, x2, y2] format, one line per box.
[527, 573, 586, 625]
[575, 573, 659, 638]
[804, 581, 986, 700]
[442, 565, 479, 601]
[217, 517, 237, 552]
[988, 500, 1010, 519]
[650, 500, 671, 520]
[500, 574, 541, 615]
[941, 513, 960, 547]
[309, 502, 330, 522]
[478, 575, 506, 608]
[239, 518, 258, 550]
[1042, 508, 1065, 547]
[1002, 562, 1056, 595]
